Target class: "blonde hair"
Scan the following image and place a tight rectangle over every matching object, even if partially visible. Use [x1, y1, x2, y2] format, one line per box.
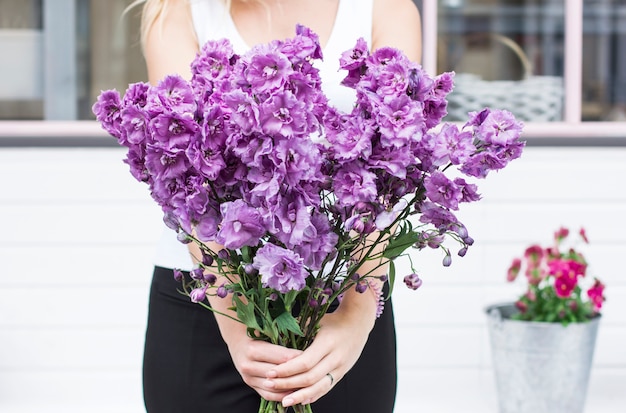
[127, 0, 261, 51]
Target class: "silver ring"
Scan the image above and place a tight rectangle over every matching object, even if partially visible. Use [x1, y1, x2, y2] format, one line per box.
[326, 373, 334, 386]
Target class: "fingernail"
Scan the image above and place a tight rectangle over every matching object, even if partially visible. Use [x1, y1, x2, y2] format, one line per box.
[282, 397, 294, 407]
[266, 370, 277, 378]
[263, 380, 275, 388]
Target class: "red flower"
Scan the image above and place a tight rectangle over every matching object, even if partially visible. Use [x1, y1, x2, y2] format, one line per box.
[507, 258, 522, 282]
[579, 227, 589, 244]
[524, 245, 544, 266]
[554, 274, 577, 298]
[587, 278, 606, 312]
[554, 227, 569, 242]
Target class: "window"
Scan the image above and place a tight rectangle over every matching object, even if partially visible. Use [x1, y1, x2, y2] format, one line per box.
[0, 0, 146, 121]
[421, 0, 626, 138]
[1, 0, 625, 141]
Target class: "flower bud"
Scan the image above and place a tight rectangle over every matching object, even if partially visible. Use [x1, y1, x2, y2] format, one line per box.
[404, 273, 423, 290]
[216, 284, 228, 298]
[355, 281, 368, 294]
[244, 263, 258, 276]
[442, 254, 452, 267]
[163, 212, 180, 231]
[191, 267, 204, 280]
[204, 273, 217, 285]
[173, 269, 183, 282]
[177, 232, 192, 244]
[457, 247, 468, 257]
[218, 249, 230, 261]
[189, 287, 206, 303]
[202, 252, 214, 267]
[379, 274, 389, 283]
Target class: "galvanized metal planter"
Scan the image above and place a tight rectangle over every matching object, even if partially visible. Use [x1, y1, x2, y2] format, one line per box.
[486, 303, 601, 413]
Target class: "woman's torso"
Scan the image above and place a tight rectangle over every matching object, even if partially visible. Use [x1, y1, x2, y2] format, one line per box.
[154, 0, 374, 270]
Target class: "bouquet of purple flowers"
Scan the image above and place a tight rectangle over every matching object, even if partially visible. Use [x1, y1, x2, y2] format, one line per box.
[94, 25, 524, 413]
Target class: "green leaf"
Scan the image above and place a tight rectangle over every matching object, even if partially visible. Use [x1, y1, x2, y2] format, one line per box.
[233, 295, 262, 332]
[274, 311, 304, 337]
[386, 260, 396, 299]
[283, 290, 300, 311]
[383, 225, 422, 259]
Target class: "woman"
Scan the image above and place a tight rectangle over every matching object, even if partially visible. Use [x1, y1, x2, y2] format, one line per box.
[138, 0, 422, 411]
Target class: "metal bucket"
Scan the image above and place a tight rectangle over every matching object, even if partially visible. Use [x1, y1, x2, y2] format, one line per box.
[486, 303, 600, 413]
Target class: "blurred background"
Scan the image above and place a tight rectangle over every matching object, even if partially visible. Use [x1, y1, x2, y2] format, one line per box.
[0, 0, 625, 412]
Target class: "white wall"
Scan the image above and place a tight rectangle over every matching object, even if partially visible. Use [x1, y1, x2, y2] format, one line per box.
[1, 146, 625, 412]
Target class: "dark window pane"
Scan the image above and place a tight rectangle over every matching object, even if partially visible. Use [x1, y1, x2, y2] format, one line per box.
[437, 0, 565, 122]
[582, 0, 626, 121]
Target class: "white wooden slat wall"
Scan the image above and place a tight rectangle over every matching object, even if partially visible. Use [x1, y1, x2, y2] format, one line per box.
[1, 146, 625, 413]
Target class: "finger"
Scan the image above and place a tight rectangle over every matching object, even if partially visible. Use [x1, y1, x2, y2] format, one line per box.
[250, 341, 303, 365]
[280, 372, 336, 407]
[251, 341, 303, 363]
[266, 345, 327, 379]
[249, 382, 294, 402]
[263, 361, 329, 391]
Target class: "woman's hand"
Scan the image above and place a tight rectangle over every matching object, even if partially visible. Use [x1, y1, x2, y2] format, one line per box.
[226, 335, 303, 402]
[262, 287, 378, 407]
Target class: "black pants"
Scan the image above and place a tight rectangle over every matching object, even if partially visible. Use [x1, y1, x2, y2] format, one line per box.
[143, 266, 397, 412]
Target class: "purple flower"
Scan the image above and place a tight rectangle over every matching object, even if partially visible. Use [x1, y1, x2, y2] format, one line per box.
[339, 37, 369, 88]
[146, 75, 196, 115]
[151, 112, 198, 150]
[216, 200, 266, 249]
[273, 194, 312, 248]
[404, 273, 423, 290]
[189, 287, 207, 303]
[431, 123, 475, 166]
[223, 89, 261, 135]
[216, 283, 229, 298]
[476, 109, 524, 146]
[93, 90, 123, 139]
[325, 108, 374, 162]
[419, 201, 460, 231]
[455, 177, 481, 203]
[406, 66, 435, 102]
[282, 24, 323, 62]
[294, 211, 339, 270]
[259, 91, 308, 137]
[460, 151, 506, 179]
[253, 243, 308, 293]
[375, 96, 424, 148]
[173, 269, 183, 282]
[122, 82, 150, 108]
[425, 171, 463, 210]
[144, 146, 190, 180]
[333, 163, 378, 207]
[245, 47, 292, 93]
[191, 211, 221, 242]
[121, 106, 149, 146]
[375, 199, 408, 230]
[191, 38, 236, 81]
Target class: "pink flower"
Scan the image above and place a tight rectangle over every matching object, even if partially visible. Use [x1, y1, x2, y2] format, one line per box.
[579, 227, 589, 244]
[507, 258, 522, 282]
[587, 278, 606, 312]
[554, 270, 578, 298]
[554, 227, 569, 242]
[524, 245, 544, 267]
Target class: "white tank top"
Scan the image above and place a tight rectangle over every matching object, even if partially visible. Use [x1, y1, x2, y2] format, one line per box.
[154, 0, 374, 270]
